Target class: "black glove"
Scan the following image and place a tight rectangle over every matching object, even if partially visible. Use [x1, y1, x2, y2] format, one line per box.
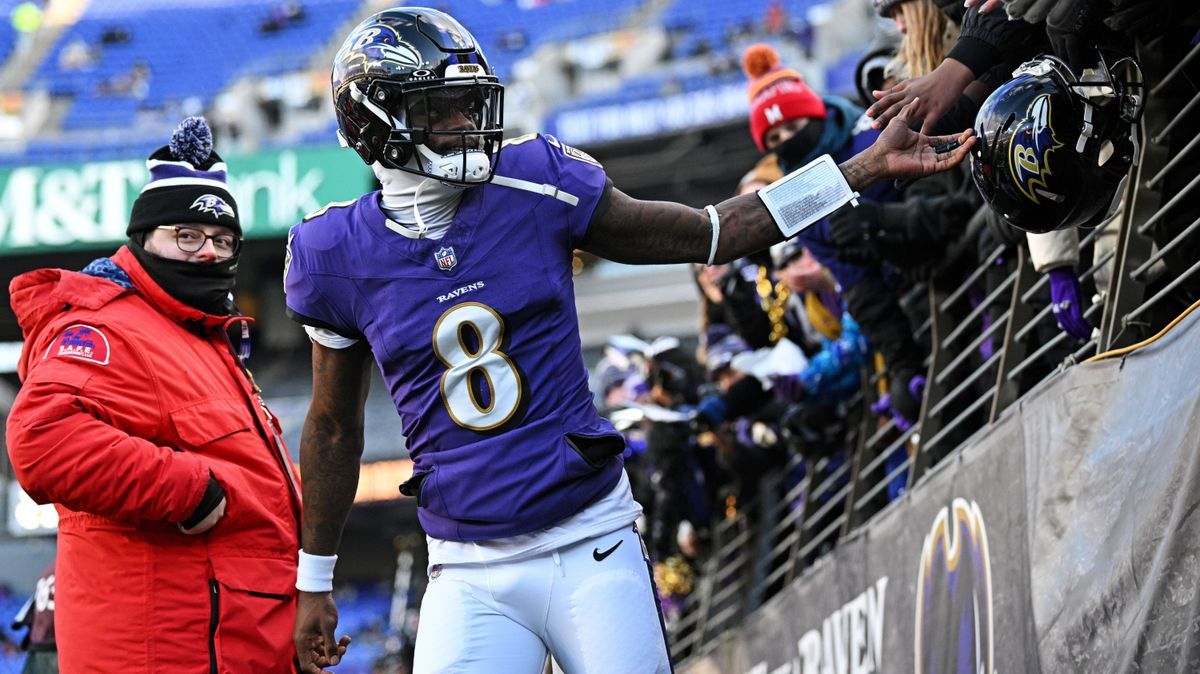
[1046, 0, 1093, 32]
[1104, 0, 1168, 41]
[1045, 0, 1104, 70]
[829, 201, 884, 266]
[179, 471, 226, 530]
[1005, 0, 1058, 24]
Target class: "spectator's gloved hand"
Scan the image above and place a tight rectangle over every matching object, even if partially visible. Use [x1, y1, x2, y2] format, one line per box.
[829, 201, 884, 266]
[1045, 0, 1098, 71]
[1104, 0, 1169, 41]
[872, 373, 926, 432]
[1046, 25, 1092, 71]
[1046, 0, 1092, 30]
[1000, 0, 1057, 23]
[1047, 267, 1091, 341]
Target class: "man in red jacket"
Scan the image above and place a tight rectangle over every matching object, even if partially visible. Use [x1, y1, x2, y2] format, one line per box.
[5, 118, 304, 673]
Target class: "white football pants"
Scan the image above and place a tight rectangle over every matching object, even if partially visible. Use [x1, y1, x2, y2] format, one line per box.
[413, 524, 673, 674]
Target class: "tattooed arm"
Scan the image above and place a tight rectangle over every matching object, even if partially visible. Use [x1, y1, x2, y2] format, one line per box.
[581, 188, 775, 265]
[582, 99, 975, 265]
[295, 339, 372, 673]
[581, 155, 885, 265]
[299, 339, 373, 555]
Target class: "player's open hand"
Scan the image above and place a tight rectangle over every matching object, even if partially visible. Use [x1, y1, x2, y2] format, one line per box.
[295, 591, 352, 673]
[871, 98, 975, 181]
[866, 59, 974, 133]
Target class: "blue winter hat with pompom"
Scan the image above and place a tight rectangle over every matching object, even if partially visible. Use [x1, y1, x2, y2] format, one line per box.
[128, 116, 241, 236]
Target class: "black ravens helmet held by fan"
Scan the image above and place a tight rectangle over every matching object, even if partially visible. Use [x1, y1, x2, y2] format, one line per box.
[970, 52, 1143, 234]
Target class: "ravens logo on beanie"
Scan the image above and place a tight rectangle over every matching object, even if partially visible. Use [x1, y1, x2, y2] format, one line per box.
[127, 116, 241, 237]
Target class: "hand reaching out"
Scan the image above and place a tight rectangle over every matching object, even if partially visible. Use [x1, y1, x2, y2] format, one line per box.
[870, 98, 976, 182]
[866, 59, 975, 133]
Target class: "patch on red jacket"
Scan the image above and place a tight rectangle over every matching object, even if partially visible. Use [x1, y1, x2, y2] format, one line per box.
[44, 324, 110, 365]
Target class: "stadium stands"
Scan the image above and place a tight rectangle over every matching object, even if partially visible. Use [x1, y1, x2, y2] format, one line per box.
[661, 0, 813, 48]
[33, 0, 361, 127]
[443, 0, 646, 78]
[0, 2, 18, 71]
[0, 0, 840, 166]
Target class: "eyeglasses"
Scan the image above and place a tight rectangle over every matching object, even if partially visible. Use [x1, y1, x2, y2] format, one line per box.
[157, 225, 242, 258]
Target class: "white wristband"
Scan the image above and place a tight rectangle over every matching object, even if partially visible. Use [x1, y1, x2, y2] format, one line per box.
[296, 549, 337, 593]
[704, 205, 721, 266]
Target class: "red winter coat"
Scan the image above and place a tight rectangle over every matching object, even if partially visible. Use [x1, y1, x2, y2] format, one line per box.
[6, 246, 302, 674]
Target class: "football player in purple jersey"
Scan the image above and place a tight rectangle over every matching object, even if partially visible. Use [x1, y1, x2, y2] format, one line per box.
[289, 8, 973, 673]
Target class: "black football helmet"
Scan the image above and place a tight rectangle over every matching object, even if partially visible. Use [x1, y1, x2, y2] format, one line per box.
[332, 8, 504, 184]
[970, 52, 1143, 233]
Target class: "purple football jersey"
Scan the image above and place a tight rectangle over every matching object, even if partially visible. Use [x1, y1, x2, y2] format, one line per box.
[285, 135, 625, 541]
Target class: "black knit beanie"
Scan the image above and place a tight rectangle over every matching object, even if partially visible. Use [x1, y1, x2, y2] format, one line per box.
[127, 117, 241, 237]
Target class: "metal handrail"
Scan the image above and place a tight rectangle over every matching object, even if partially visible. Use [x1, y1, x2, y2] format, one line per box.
[935, 307, 1011, 384]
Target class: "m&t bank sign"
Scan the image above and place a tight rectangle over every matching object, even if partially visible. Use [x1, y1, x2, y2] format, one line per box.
[0, 146, 370, 255]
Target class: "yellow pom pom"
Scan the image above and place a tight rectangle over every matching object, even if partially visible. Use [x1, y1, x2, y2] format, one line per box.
[742, 44, 780, 79]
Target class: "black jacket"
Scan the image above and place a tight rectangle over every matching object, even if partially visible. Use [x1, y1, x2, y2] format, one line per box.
[936, 2, 1044, 78]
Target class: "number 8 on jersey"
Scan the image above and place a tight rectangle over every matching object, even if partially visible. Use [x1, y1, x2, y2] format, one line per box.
[432, 302, 522, 431]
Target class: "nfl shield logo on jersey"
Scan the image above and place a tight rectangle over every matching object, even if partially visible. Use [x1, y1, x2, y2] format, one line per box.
[435, 246, 457, 271]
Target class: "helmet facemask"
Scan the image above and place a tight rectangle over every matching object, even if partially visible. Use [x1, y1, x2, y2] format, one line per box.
[343, 77, 504, 185]
[332, 8, 506, 186]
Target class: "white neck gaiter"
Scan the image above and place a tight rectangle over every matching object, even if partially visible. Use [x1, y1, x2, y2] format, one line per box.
[372, 161, 467, 241]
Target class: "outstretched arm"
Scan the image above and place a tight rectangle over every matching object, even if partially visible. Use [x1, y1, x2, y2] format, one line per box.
[580, 187, 771, 265]
[582, 100, 974, 266]
[295, 339, 372, 673]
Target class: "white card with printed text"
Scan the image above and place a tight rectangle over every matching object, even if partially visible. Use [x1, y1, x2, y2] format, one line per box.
[757, 154, 860, 238]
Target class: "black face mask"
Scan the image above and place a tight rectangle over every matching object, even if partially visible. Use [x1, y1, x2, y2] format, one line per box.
[128, 237, 238, 316]
[774, 118, 826, 174]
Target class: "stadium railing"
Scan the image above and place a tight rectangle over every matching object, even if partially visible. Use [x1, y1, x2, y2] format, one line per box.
[667, 39, 1200, 665]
